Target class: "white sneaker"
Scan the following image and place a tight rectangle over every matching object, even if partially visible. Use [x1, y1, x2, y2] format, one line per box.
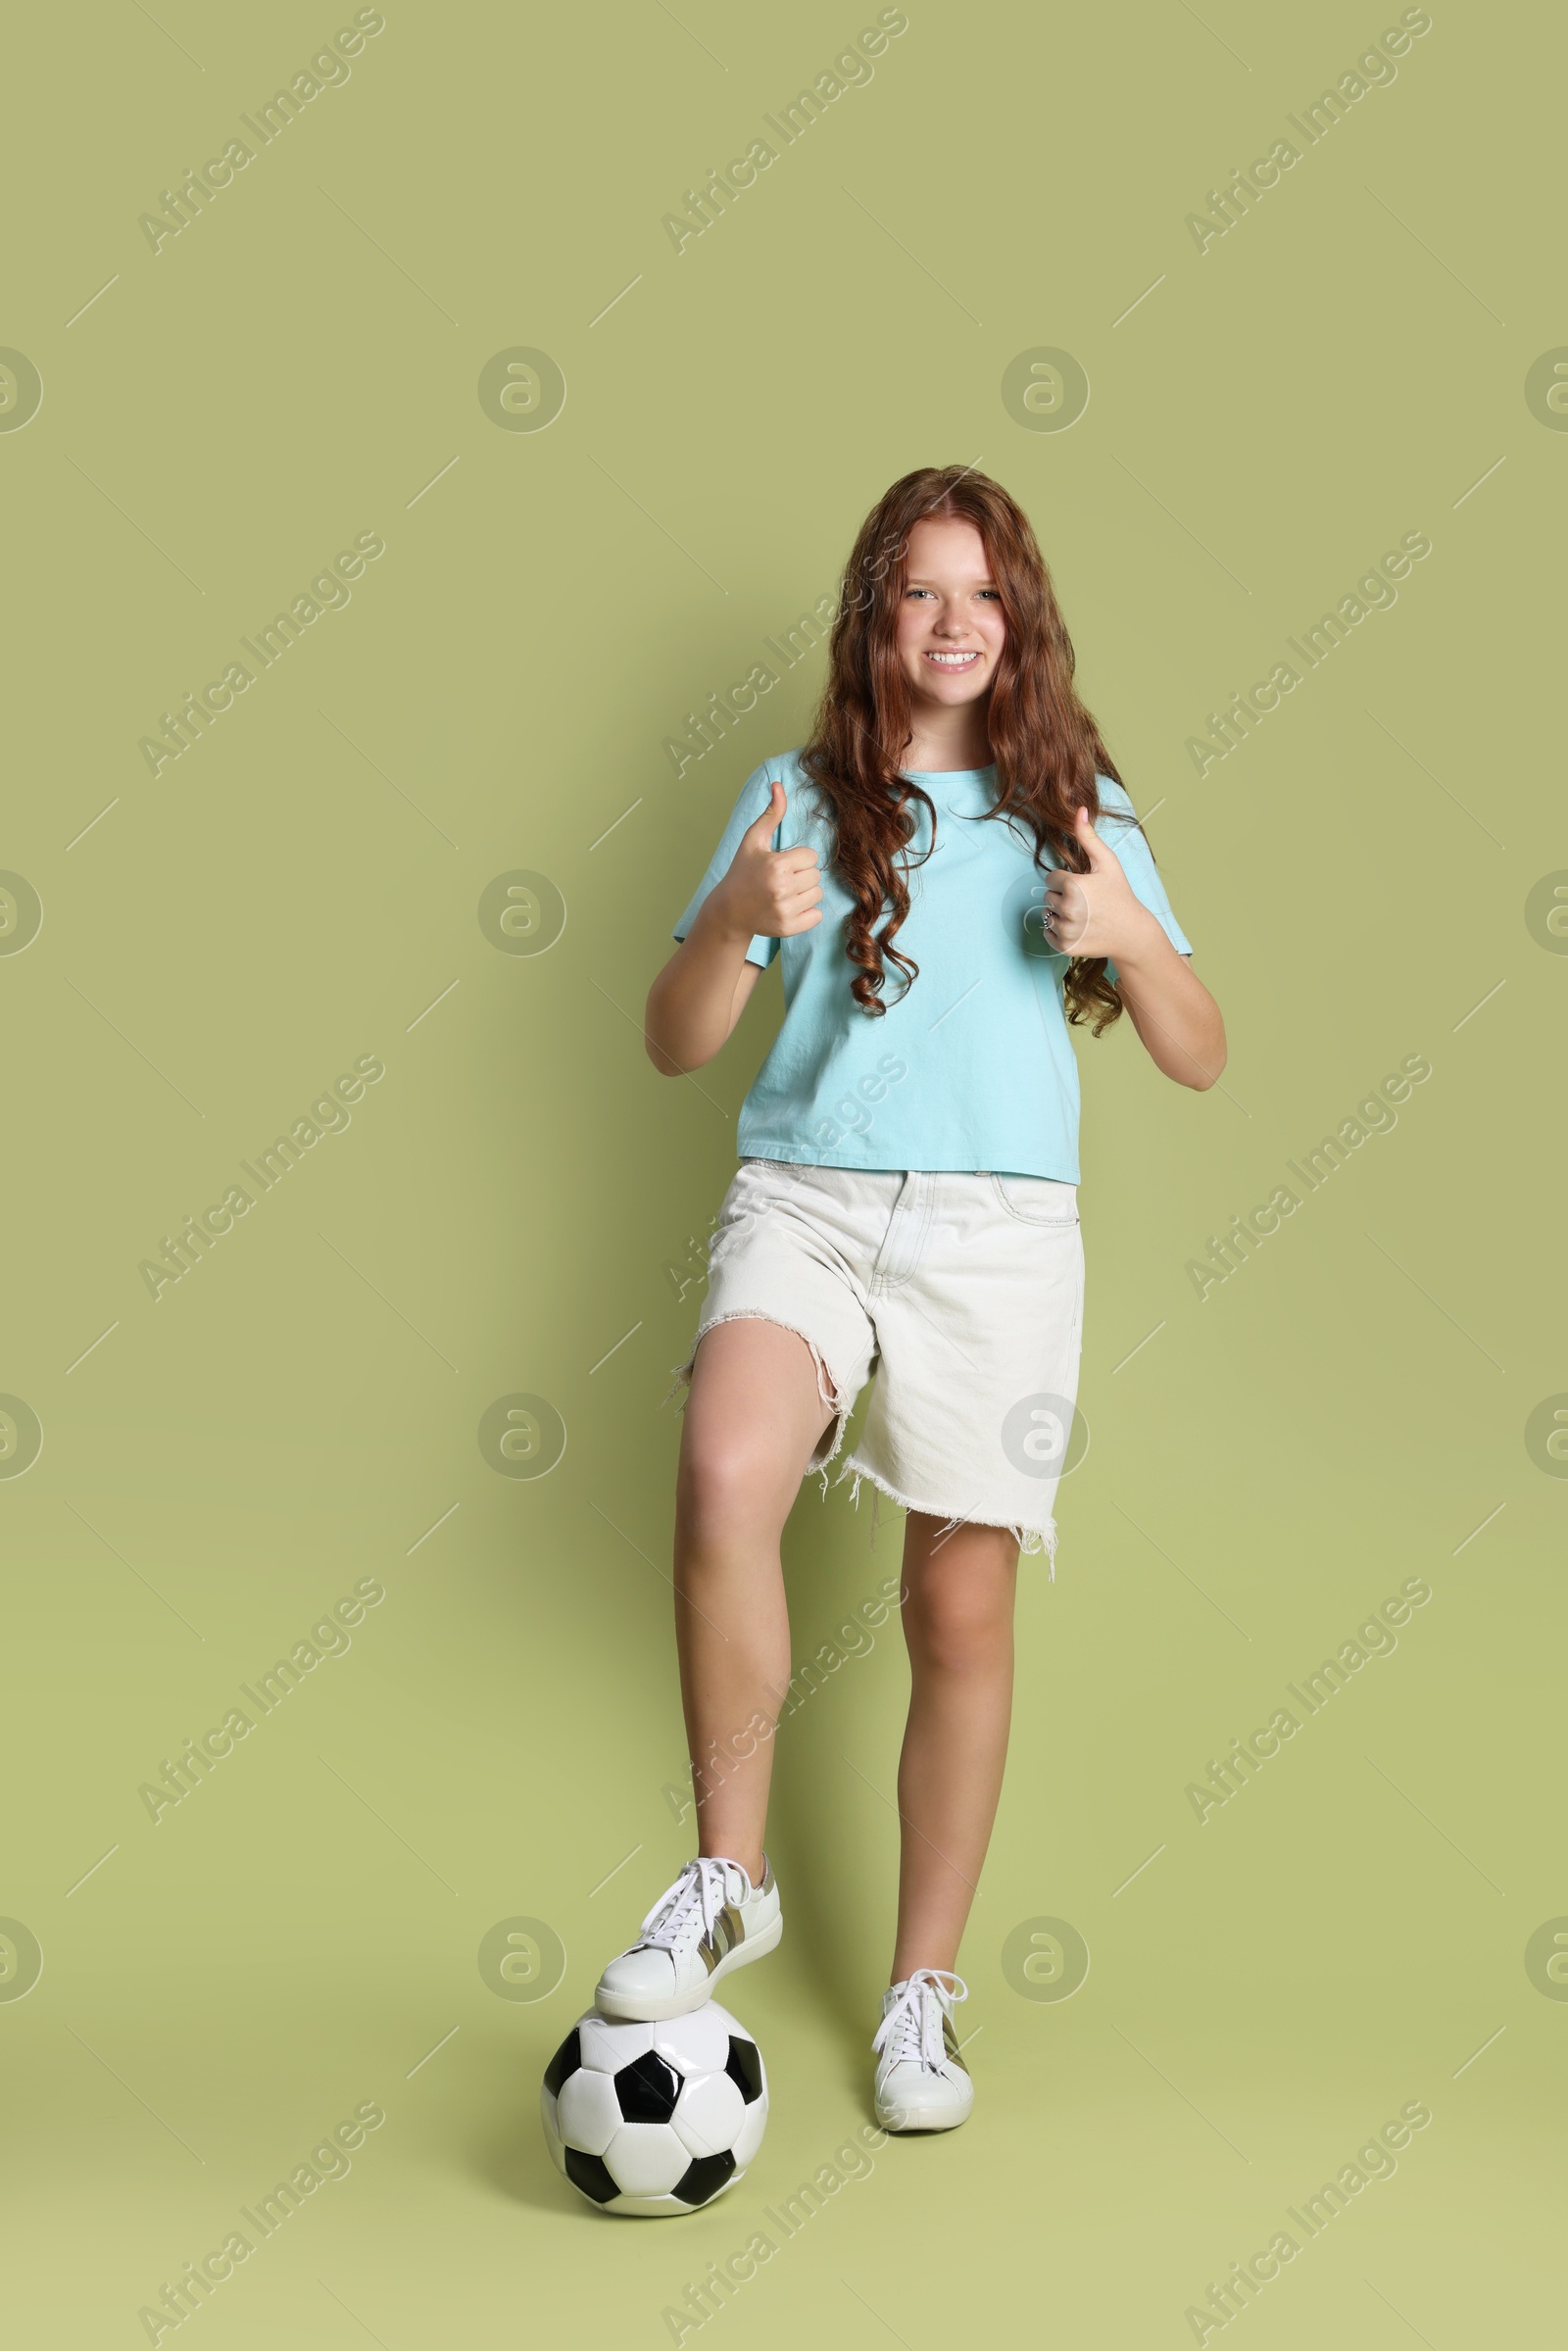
[872, 1969, 974, 2131]
[594, 1854, 782, 2022]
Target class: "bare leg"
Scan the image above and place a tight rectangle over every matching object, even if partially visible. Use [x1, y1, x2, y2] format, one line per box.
[674, 1318, 835, 1884]
[889, 1513, 1020, 1983]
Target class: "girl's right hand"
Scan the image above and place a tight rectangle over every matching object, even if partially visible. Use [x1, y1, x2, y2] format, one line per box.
[710, 777, 824, 941]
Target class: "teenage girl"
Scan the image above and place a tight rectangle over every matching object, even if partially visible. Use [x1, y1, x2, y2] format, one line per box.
[595, 465, 1225, 2131]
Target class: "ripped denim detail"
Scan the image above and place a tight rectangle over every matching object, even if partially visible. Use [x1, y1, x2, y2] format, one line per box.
[830, 1452, 1059, 1580]
[661, 1311, 852, 1495]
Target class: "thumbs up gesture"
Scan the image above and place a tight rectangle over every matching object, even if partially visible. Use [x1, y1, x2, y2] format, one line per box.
[710, 777, 824, 942]
[1041, 805, 1152, 959]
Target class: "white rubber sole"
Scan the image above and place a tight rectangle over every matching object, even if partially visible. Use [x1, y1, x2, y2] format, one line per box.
[875, 2082, 975, 2133]
[594, 1912, 783, 2023]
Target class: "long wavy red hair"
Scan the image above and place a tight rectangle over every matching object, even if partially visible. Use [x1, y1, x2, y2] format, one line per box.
[800, 464, 1138, 1033]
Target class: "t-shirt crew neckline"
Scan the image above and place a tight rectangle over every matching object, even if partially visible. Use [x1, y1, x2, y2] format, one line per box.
[900, 763, 996, 779]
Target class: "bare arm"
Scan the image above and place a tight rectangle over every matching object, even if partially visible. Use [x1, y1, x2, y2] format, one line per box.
[1101, 912, 1227, 1091]
[645, 907, 768, 1076]
[1044, 805, 1227, 1092]
[646, 775, 822, 1075]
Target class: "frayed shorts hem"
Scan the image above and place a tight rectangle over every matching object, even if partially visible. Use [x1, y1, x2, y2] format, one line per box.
[658, 1326, 1062, 1580]
[662, 1313, 1062, 1573]
[662, 1158, 1084, 1580]
[830, 1450, 1059, 1579]
[661, 1310, 855, 1494]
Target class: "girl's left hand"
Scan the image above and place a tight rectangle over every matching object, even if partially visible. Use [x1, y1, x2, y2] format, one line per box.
[1042, 805, 1155, 960]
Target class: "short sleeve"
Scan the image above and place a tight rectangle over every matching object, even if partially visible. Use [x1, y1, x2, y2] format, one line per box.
[1093, 775, 1192, 977]
[672, 760, 782, 969]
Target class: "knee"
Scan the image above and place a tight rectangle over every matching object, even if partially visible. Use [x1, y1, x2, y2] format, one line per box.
[677, 1441, 791, 1545]
[905, 1581, 1013, 1676]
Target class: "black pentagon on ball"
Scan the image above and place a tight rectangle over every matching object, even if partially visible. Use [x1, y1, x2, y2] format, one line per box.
[725, 2035, 763, 2104]
[564, 2146, 620, 2205]
[543, 2028, 580, 2100]
[613, 2049, 681, 2124]
[673, 2149, 736, 2207]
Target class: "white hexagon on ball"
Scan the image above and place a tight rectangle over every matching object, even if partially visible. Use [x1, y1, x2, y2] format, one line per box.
[731, 2093, 767, 2172]
[672, 2069, 745, 2159]
[556, 2067, 621, 2159]
[603, 2122, 690, 2198]
[649, 2003, 730, 2074]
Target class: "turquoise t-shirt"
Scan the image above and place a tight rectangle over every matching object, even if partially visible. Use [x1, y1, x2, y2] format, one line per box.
[671, 749, 1192, 1183]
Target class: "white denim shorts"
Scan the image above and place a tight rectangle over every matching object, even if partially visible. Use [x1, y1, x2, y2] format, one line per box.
[662, 1159, 1086, 1572]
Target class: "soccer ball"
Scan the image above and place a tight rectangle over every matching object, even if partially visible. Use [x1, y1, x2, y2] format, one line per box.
[541, 2000, 768, 2217]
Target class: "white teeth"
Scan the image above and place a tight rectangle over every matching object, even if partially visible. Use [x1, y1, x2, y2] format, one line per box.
[926, 651, 979, 664]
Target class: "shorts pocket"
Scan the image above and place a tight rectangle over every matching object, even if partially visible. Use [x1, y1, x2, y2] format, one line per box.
[711, 1159, 795, 1262]
[989, 1172, 1080, 1226]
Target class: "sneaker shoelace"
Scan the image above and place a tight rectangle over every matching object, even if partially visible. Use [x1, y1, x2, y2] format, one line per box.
[873, 1968, 968, 2071]
[636, 1856, 746, 1956]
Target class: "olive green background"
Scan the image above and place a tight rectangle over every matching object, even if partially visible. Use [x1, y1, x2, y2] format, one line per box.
[4, 0, 1563, 2342]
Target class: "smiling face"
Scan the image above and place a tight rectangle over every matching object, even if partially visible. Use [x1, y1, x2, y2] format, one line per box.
[894, 514, 1007, 726]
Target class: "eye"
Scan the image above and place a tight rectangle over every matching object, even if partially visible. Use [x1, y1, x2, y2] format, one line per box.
[905, 587, 934, 600]
[978, 589, 1001, 601]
